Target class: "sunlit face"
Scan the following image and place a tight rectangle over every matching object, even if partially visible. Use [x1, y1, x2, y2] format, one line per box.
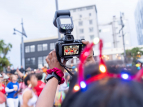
[12, 75, 17, 83]
[28, 75, 37, 87]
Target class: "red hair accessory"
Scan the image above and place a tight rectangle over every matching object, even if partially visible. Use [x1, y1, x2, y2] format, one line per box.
[47, 68, 65, 84]
[73, 37, 143, 92]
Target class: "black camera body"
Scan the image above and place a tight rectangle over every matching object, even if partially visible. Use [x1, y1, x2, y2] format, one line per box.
[53, 10, 85, 60]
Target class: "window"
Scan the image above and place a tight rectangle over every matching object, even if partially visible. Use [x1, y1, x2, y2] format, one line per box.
[86, 6, 93, 10]
[89, 27, 94, 32]
[73, 9, 76, 12]
[79, 29, 84, 34]
[38, 44, 42, 51]
[79, 8, 83, 11]
[90, 35, 94, 40]
[31, 58, 35, 65]
[89, 20, 93, 25]
[30, 45, 35, 52]
[89, 13, 91, 16]
[80, 36, 84, 39]
[26, 58, 30, 64]
[79, 21, 83, 26]
[38, 56, 48, 68]
[38, 57, 43, 68]
[38, 57, 43, 64]
[43, 56, 46, 64]
[50, 43, 55, 50]
[43, 56, 48, 67]
[25, 46, 30, 53]
[43, 44, 48, 51]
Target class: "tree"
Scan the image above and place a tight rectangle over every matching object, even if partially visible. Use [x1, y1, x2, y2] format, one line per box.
[124, 47, 143, 65]
[0, 40, 12, 72]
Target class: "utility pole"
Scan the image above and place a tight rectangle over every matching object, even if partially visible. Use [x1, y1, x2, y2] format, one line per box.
[119, 12, 126, 64]
[112, 16, 117, 48]
[21, 19, 25, 68]
[55, 0, 61, 39]
[13, 19, 27, 68]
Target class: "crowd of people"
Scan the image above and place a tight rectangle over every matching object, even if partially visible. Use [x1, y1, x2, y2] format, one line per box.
[64, 45, 79, 55]
[1, 40, 143, 107]
[0, 65, 71, 107]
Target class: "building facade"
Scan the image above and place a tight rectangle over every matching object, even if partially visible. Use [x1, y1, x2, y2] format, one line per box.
[24, 37, 58, 69]
[69, 5, 98, 42]
[135, 0, 143, 45]
[99, 15, 131, 50]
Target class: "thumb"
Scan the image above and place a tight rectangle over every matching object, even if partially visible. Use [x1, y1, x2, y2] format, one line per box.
[82, 40, 89, 45]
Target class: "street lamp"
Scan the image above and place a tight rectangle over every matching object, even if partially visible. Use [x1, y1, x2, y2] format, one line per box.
[13, 19, 27, 68]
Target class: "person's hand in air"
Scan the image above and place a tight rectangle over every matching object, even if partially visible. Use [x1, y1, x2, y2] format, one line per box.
[82, 40, 95, 66]
[46, 50, 65, 72]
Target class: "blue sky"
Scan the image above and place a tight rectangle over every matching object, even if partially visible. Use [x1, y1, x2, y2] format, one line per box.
[0, 0, 139, 68]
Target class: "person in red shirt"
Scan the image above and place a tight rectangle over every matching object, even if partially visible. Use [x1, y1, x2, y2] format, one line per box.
[65, 49, 68, 55]
[0, 76, 6, 107]
[34, 73, 46, 97]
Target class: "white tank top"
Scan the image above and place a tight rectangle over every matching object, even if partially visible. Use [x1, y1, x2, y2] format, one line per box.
[22, 88, 38, 107]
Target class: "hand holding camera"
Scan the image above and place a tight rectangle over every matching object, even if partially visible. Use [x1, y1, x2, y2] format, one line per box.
[46, 50, 65, 72]
[52, 10, 95, 75]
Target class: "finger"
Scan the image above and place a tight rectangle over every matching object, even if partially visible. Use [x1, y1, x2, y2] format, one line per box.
[48, 52, 52, 60]
[52, 50, 56, 57]
[82, 40, 89, 45]
[46, 56, 50, 64]
[49, 51, 52, 56]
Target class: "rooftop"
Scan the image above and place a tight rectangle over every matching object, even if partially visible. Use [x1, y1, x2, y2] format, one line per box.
[24, 36, 58, 43]
[68, 5, 97, 13]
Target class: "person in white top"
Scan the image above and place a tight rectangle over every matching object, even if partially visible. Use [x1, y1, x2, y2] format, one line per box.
[21, 73, 38, 107]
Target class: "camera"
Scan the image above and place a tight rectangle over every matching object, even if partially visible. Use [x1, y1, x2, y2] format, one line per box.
[53, 10, 85, 60]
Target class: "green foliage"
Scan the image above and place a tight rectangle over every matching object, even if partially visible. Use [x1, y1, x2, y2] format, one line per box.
[0, 40, 12, 72]
[124, 47, 143, 65]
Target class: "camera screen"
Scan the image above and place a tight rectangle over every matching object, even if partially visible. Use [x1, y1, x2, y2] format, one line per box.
[60, 18, 71, 24]
[64, 45, 79, 56]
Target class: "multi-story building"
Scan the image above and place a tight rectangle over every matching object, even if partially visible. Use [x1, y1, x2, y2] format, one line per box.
[69, 5, 99, 42]
[24, 37, 58, 69]
[94, 15, 131, 62]
[99, 15, 131, 49]
[135, 0, 143, 45]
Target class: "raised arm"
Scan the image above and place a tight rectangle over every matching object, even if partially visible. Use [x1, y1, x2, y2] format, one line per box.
[16, 68, 24, 79]
[36, 41, 95, 107]
[36, 50, 64, 107]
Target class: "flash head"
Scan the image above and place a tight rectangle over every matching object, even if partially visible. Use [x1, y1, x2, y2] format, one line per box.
[53, 10, 71, 27]
[53, 10, 73, 34]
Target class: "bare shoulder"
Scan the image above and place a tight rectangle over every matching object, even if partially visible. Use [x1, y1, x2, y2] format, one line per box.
[23, 89, 32, 98]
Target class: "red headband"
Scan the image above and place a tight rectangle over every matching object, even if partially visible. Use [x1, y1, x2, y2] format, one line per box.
[74, 38, 143, 92]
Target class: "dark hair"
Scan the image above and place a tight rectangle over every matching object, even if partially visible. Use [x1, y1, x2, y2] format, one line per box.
[62, 62, 143, 107]
[35, 73, 43, 80]
[24, 73, 35, 86]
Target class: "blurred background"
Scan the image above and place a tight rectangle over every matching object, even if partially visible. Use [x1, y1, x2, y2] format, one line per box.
[0, 0, 142, 71]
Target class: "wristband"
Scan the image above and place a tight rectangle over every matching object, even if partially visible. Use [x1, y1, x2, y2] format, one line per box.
[46, 68, 65, 84]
